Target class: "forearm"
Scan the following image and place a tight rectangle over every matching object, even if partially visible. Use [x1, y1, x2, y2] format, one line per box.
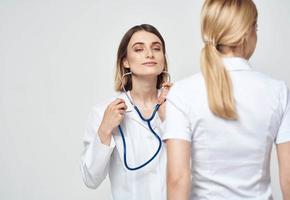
[281, 180, 290, 200]
[277, 142, 290, 200]
[166, 139, 191, 200]
[81, 139, 114, 188]
[167, 172, 190, 200]
[98, 125, 113, 145]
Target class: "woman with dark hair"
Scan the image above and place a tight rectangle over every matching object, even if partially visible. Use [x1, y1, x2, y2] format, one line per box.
[81, 24, 170, 200]
[164, 0, 290, 199]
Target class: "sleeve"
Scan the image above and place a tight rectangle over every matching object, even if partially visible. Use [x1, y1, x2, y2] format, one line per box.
[80, 106, 116, 189]
[275, 82, 290, 144]
[162, 85, 193, 142]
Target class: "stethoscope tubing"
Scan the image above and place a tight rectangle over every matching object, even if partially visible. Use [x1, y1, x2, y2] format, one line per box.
[118, 104, 162, 170]
[118, 71, 170, 171]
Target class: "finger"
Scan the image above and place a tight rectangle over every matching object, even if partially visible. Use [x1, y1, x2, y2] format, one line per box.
[162, 82, 173, 88]
[162, 84, 169, 89]
[112, 109, 125, 117]
[159, 94, 166, 101]
[119, 109, 126, 115]
[109, 98, 125, 107]
[158, 91, 169, 104]
[115, 102, 127, 110]
[162, 88, 170, 94]
[114, 110, 125, 116]
[161, 87, 169, 93]
[164, 82, 173, 86]
[122, 104, 128, 111]
[162, 82, 168, 87]
[160, 88, 169, 97]
[118, 113, 125, 120]
[158, 97, 166, 104]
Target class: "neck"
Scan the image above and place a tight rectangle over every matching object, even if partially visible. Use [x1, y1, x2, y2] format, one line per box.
[130, 75, 158, 107]
[220, 46, 249, 60]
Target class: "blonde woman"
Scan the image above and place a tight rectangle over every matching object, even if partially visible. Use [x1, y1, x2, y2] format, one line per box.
[164, 0, 290, 199]
[81, 24, 171, 200]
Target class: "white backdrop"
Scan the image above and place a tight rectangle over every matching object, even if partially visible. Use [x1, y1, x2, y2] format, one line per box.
[1, 0, 289, 199]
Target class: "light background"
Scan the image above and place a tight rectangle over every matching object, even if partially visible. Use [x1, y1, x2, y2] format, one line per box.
[0, 0, 289, 199]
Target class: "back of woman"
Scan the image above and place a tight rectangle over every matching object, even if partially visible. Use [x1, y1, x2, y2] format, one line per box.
[164, 0, 290, 199]
[166, 59, 289, 199]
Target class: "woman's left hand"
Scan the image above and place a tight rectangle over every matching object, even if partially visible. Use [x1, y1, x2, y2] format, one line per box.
[158, 82, 173, 121]
[158, 82, 173, 104]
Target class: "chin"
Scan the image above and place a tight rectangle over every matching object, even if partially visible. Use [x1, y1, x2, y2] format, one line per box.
[143, 73, 161, 77]
[136, 68, 163, 76]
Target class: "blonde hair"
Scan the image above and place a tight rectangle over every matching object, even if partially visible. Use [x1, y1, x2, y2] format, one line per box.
[201, 0, 257, 120]
[114, 24, 168, 91]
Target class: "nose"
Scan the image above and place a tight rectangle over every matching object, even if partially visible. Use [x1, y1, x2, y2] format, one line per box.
[145, 48, 154, 58]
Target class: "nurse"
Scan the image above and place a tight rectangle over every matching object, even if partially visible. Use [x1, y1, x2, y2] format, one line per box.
[80, 24, 170, 200]
[164, 0, 290, 199]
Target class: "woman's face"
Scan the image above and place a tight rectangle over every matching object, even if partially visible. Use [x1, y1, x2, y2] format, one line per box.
[123, 30, 165, 78]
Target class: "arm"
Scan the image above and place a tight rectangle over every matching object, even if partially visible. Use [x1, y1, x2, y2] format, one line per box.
[80, 108, 113, 189]
[80, 99, 127, 188]
[277, 141, 290, 200]
[158, 82, 172, 121]
[98, 98, 127, 145]
[166, 139, 191, 200]
[276, 83, 290, 199]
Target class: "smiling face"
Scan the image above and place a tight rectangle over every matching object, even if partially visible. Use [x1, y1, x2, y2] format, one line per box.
[123, 30, 165, 78]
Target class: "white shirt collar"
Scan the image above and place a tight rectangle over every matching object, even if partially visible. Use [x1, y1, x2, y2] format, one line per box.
[222, 57, 252, 71]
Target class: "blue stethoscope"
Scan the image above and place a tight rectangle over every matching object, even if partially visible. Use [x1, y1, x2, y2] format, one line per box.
[118, 71, 171, 171]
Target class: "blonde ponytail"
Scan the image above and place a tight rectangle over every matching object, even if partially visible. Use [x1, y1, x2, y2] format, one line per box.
[201, 44, 237, 120]
[200, 0, 257, 120]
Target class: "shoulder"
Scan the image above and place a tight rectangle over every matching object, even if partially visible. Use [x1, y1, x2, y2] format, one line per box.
[166, 73, 204, 109]
[172, 73, 203, 90]
[176, 73, 203, 85]
[250, 70, 287, 93]
[169, 73, 204, 97]
[249, 70, 280, 83]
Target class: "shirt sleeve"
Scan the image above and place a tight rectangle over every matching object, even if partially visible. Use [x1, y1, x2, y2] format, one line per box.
[80, 105, 116, 189]
[275, 82, 290, 144]
[162, 85, 193, 142]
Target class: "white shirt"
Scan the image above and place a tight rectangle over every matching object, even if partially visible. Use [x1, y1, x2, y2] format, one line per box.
[81, 92, 166, 200]
[163, 57, 290, 200]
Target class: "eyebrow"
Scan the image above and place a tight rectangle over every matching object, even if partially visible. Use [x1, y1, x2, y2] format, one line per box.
[131, 41, 162, 48]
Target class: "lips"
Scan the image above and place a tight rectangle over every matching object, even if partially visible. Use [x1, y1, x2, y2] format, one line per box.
[142, 61, 157, 66]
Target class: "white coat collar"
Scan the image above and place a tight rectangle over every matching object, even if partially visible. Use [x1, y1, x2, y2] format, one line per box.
[115, 90, 162, 130]
[116, 91, 134, 112]
[116, 90, 162, 112]
[223, 57, 252, 71]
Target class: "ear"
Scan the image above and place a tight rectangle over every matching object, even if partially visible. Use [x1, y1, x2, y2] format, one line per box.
[123, 59, 130, 69]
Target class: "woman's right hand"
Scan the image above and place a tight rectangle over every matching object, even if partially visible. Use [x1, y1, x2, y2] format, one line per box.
[98, 98, 127, 145]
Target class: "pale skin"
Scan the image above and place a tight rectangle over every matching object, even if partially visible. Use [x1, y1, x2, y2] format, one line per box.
[98, 30, 171, 146]
[166, 24, 290, 200]
[167, 139, 191, 200]
[277, 143, 290, 200]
